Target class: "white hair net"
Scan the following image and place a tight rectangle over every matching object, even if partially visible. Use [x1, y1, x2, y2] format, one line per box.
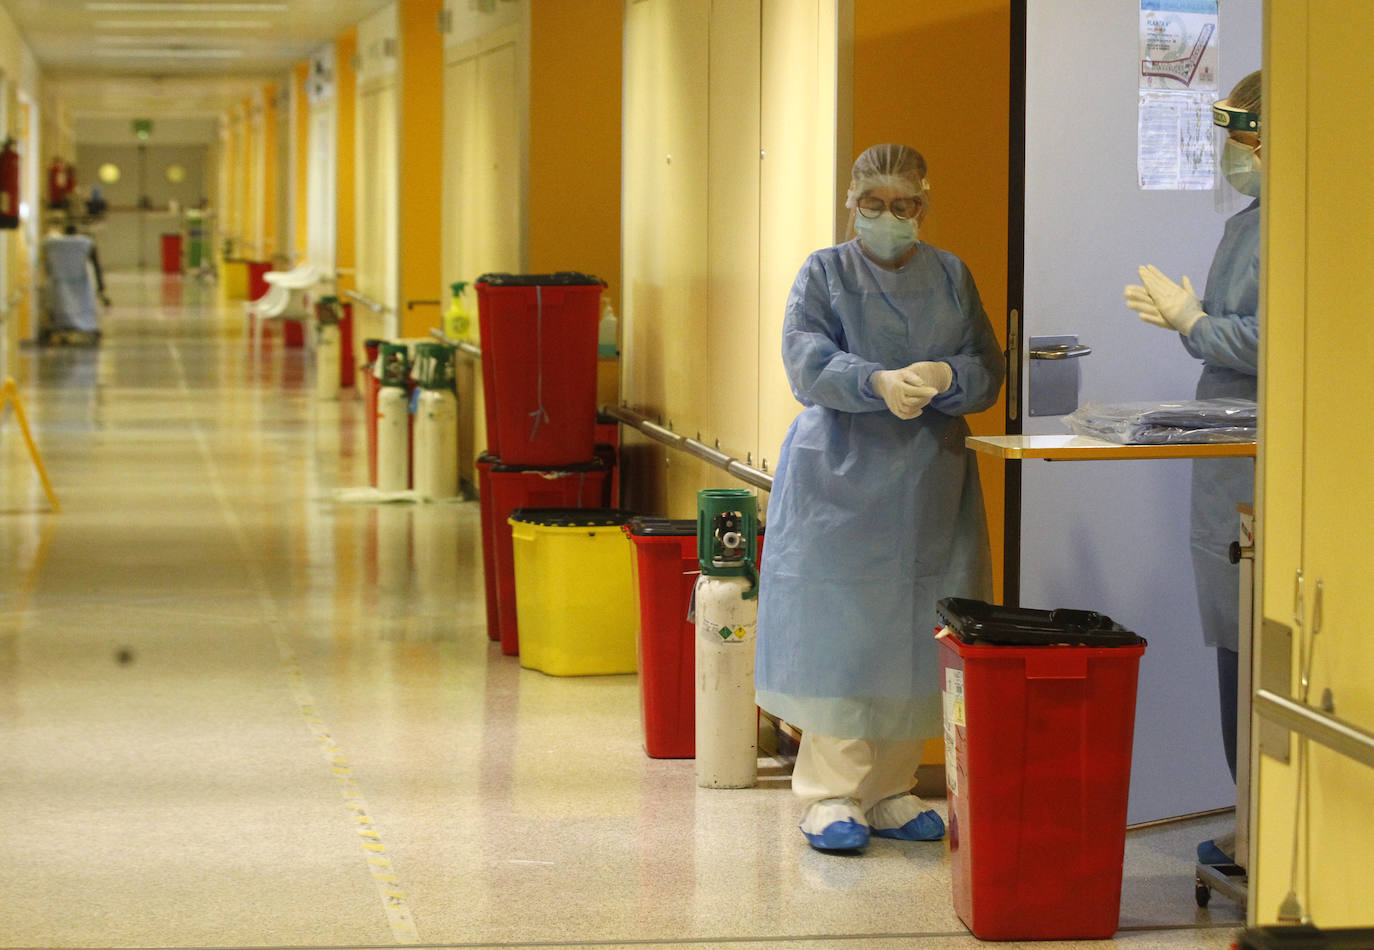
[844, 143, 931, 210]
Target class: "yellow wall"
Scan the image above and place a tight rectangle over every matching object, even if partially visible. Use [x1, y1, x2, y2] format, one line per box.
[852, 0, 1009, 601]
[292, 62, 310, 262]
[528, 0, 622, 305]
[1253, 0, 1374, 927]
[261, 83, 278, 260]
[620, 0, 845, 521]
[397, 0, 444, 338]
[335, 28, 358, 299]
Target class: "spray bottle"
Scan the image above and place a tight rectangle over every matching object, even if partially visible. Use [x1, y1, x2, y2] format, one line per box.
[444, 281, 472, 341]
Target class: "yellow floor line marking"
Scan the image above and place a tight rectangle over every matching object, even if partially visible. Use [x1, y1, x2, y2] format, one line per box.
[171, 339, 421, 944]
[279, 645, 421, 943]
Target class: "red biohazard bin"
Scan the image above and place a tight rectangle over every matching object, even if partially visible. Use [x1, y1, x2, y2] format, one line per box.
[935, 597, 1147, 941]
[337, 303, 355, 388]
[625, 518, 699, 758]
[247, 261, 272, 300]
[475, 272, 605, 466]
[363, 339, 385, 486]
[159, 233, 182, 274]
[624, 518, 765, 759]
[595, 412, 620, 508]
[476, 454, 500, 641]
[484, 459, 608, 655]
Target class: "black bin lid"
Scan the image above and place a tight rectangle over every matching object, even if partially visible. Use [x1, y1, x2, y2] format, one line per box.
[476, 271, 605, 287]
[510, 508, 637, 528]
[936, 597, 1145, 648]
[627, 517, 697, 537]
[490, 457, 606, 474]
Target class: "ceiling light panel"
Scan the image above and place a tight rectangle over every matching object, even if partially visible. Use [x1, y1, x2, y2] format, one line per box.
[86, 3, 288, 12]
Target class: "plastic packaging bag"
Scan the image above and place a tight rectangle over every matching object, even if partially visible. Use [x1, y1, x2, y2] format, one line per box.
[1065, 398, 1257, 445]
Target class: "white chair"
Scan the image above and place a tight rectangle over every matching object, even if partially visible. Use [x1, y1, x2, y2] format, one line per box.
[244, 262, 330, 350]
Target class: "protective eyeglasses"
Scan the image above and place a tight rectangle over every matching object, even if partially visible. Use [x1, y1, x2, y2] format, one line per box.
[856, 195, 924, 220]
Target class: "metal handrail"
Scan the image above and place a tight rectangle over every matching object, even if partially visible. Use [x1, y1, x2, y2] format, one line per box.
[427, 328, 482, 360]
[345, 289, 388, 315]
[1254, 689, 1374, 770]
[602, 403, 772, 492]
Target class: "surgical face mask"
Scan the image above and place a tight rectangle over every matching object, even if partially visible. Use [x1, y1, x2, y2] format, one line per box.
[1221, 138, 1262, 197]
[854, 211, 919, 261]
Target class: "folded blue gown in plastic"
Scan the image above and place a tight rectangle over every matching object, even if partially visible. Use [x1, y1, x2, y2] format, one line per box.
[1065, 397, 1257, 444]
[755, 239, 1004, 741]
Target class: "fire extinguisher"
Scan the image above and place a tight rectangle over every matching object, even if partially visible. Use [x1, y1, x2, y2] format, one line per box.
[47, 158, 67, 208]
[0, 139, 20, 230]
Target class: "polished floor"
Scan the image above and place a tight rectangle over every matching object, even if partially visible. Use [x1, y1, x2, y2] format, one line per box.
[1, 272, 1248, 949]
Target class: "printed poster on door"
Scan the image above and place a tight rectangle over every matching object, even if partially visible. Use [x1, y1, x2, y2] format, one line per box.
[1138, 1, 1219, 190]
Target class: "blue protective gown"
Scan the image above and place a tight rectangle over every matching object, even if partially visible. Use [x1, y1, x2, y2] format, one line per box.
[1181, 199, 1260, 651]
[43, 234, 99, 333]
[755, 239, 1004, 741]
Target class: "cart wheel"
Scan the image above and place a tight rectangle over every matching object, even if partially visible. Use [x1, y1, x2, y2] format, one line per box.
[1195, 879, 1211, 907]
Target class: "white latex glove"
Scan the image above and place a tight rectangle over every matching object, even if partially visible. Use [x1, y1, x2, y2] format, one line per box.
[910, 360, 953, 393]
[871, 367, 939, 420]
[1123, 282, 1168, 329]
[1137, 265, 1206, 335]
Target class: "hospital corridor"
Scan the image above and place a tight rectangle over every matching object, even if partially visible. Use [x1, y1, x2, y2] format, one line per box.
[3, 0, 1374, 948]
[1, 270, 1246, 950]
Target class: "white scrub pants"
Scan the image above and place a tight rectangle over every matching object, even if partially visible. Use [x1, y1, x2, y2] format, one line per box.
[792, 733, 926, 812]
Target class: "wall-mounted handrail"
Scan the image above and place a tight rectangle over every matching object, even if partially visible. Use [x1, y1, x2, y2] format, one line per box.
[345, 289, 388, 315]
[427, 327, 482, 360]
[1255, 689, 1374, 771]
[602, 403, 772, 492]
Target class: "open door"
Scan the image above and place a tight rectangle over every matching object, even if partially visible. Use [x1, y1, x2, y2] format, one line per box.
[1009, 0, 1260, 823]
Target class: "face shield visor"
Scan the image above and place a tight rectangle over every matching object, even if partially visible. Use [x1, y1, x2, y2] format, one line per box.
[1213, 98, 1262, 213]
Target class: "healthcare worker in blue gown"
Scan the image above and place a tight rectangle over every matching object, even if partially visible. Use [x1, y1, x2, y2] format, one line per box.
[755, 143, 1004, 852]
[1124, 71, 1262, 868]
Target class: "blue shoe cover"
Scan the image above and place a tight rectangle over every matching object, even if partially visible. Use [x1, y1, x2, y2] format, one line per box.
[872, 808, 945, 841]
[867, 793, 946, 841]
[800, 798, 870, 851]
[1197, 838, 1234, 865]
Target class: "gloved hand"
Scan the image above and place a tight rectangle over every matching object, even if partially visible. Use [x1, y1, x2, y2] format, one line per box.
[871, 366, 939, 420]
[910, 361, 953, 393]
[1123, 281, 1167, 328]
[1132, 265, 1206, 335]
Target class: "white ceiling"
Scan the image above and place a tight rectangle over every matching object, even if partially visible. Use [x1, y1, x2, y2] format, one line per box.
[5, 0, 395, 118]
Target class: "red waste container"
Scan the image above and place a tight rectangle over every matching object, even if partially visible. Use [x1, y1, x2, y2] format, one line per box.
[159, 233, 182, 274]
[337, 303, 355, 388]
[625, 518, 700, 758]
[247, 260, 271, 300]
[624, 518, 765, 759]
[485, 459, 608, 656]
[936, 597, 1147, 941]
[363, 338, 385, 486]
[476, 454, 501, 641]
[475, 273, 605, 466]
[595, 412, 620, 508]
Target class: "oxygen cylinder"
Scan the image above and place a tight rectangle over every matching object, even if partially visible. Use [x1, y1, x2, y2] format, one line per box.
[411, 343, 458, 500]
[694, 488, 760, 789]
[376, 343, 411, 492]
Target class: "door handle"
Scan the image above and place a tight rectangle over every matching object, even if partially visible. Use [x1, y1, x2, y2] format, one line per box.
[1029, 343, 1092, 360]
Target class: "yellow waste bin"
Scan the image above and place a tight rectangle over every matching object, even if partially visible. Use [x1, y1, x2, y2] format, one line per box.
[222, 258, 249, 300]
[508, 508, 638, 676]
